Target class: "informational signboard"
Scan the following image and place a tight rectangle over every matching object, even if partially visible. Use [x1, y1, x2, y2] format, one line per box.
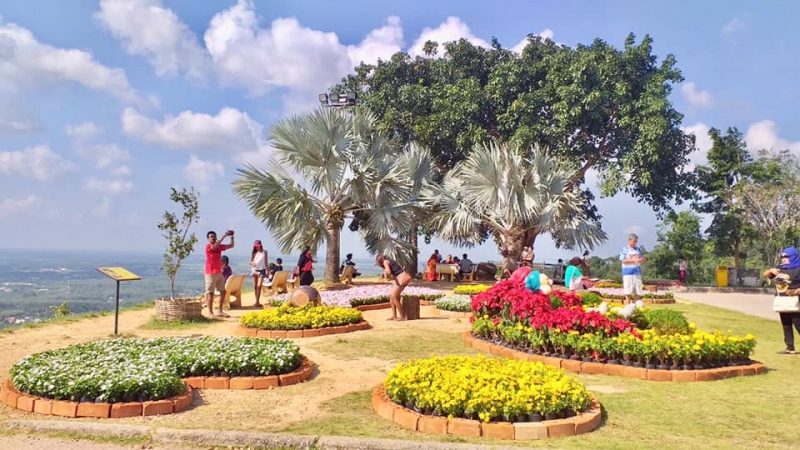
[96, 267, 141, 282]
[96, 267, 141, 335]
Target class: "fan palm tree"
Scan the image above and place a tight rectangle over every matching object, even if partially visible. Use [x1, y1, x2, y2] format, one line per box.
[420, 141, 607, 263]
[232, 107, 429, 283]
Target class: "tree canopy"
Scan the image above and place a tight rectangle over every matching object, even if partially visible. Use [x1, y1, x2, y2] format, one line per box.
[335, 33, 697, 226]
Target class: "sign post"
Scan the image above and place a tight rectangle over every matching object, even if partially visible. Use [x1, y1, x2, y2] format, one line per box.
[96, 267, 141, 335]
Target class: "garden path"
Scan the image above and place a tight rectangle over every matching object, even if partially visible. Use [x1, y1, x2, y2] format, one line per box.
[675, 292, 777, 321]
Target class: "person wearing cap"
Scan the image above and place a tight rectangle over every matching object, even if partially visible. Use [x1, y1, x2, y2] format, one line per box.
[250, 240, 268, 307]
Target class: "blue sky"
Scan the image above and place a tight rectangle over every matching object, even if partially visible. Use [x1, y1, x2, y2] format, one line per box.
[1, 0, 799, 266]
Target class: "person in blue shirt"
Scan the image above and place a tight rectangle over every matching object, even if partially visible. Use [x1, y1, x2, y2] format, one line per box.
[619, 234, 647, 304]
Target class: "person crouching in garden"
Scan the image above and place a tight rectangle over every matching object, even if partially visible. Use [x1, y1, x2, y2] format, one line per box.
[763, 246, 800, 354]
[376, 254, 412, 321]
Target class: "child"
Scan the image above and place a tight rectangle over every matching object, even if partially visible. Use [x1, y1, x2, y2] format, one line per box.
[221, 255, 232, 282]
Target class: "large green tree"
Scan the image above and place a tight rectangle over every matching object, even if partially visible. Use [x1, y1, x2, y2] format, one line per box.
[336, 33, 695, 260]
[232, 108, 429, 283]
[420, 142, 607, 262]
[645, 211, 705, 280]
[693, 127, 753, 268]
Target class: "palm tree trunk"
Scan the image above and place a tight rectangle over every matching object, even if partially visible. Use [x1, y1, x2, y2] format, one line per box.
[404, 224, 419, 277]
[325, 224, 341, 284]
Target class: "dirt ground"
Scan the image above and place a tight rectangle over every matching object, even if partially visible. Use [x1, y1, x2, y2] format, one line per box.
[0, 281, 468, 431]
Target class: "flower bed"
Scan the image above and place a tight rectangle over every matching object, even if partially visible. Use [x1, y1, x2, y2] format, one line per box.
[265, 285, 444, 308]
[434, 295, 471, 312]
[453, 284, 493, 295]
[9, 337, 302, 404]
[468, 280, 758, 372]
[589, 287, 675, 303]
[241, 304, 362, 330]
[383, 356, 592, 423]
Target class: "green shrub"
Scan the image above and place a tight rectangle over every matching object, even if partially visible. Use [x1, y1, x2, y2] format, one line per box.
[578, 292, 602, 307]
[645, 309, 690, 335]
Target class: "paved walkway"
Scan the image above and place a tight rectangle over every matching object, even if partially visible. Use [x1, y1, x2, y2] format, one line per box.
[673, 292, 777, 321]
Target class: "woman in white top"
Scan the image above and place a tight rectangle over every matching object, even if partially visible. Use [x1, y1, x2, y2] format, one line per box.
[250, 240, 268, 307]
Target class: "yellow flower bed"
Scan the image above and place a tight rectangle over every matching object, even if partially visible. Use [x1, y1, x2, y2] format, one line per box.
[240, 304, 363, 330]
[384, 355, 592, 422]
[453, 284, 492, 295]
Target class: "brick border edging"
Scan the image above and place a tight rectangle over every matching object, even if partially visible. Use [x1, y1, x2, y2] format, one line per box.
[462, 332, 764, 382]
[236, 321, 371, 338]
[371, 384, 602, 440]
[354, 303, 390, 311]
[0, 356, 315, 418]
[430, 307, 471, 319]
[0, 378, 193, 419]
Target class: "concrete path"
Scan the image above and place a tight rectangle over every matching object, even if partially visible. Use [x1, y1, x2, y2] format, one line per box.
[673, 292, 777, 321]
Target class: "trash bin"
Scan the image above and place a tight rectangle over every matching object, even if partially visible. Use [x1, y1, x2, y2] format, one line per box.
[716, 266, 728, 287]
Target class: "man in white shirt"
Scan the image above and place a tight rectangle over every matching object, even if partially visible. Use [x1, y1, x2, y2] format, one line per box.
[619, 234, 646, 304]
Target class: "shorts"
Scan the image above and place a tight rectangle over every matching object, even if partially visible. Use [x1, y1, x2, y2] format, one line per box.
[253, 269, 267, 277]
[204, 274, 225, 295]
[623, 274, 643, 296]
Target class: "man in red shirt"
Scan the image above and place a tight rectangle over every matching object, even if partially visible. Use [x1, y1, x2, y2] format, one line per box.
[205, 230, 235, 317]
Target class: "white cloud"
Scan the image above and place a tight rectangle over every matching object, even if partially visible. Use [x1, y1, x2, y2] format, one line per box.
[0, 195, 41, 219]
[408, 16, 490, 57]
[204, 0, 403, 94]
[94, 0, 209, 79]
[0, 117, 38, 133]
[110, 166, 132, 177]
[722, 17, 745, 36]
[184, 155, 224, 191]
[83, 177, 134, 195]
[681, 122, 712, 168]
[681, 82, 712, 108]
[76, 143, 131, 169]
[511, 29, 555, 54]
[66, 122, 102, 140]
[122, 107, 262, 153]
[0, 21, 136, 101]
[745, 120, 800, 154]
[0, 145, 75, 181]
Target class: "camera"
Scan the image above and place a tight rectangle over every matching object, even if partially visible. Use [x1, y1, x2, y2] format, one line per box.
[226, 230, 235, 236]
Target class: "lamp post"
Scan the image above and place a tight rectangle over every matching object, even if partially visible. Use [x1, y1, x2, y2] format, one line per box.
[318, 92, 357, 108]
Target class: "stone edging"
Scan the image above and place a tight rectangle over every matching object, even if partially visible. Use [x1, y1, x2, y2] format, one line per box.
[371, 385, 602, 440]
[0, 356, 315, 418]
[430, 307, 471, 318]
[236, 321, 371, 338]
[462, 332, 764, 382]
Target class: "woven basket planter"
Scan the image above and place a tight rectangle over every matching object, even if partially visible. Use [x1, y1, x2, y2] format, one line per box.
[155, 297, 203, 321]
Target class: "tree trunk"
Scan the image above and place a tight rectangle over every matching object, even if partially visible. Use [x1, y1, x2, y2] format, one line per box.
[733, 238, 741, 268]
[325, 224, 341, 284]
[404, 225, 419, 277]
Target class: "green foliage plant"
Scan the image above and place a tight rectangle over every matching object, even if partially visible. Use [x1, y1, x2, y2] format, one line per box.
[157, 187, 199, 300]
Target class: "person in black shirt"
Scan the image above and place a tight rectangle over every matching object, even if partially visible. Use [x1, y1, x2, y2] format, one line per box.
[296, 246, 315, 286]
[268, 258, 283, 281]
[339, 253, 360, 278]
[763, 246, 800, 354]
[376, 254, 411, 321]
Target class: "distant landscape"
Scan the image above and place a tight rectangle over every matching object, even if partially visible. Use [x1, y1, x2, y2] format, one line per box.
[0, 248, 382, 330]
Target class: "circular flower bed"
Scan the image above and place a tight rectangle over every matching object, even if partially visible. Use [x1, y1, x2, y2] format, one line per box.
[453, 284, 492, 295]
[10, 337, 301, 403]
[434, 295, 471, 312]
[384, 355, 592, 422]
[265, 286, 444, 308]
[469, 280, 758, 370]
[241, 304, 362, 330]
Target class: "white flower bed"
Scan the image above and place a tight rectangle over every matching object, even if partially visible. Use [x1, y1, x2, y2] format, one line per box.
[268, 285, 445, 308]
[434, 295, 472, 312]
[10, 337, 301, 403]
